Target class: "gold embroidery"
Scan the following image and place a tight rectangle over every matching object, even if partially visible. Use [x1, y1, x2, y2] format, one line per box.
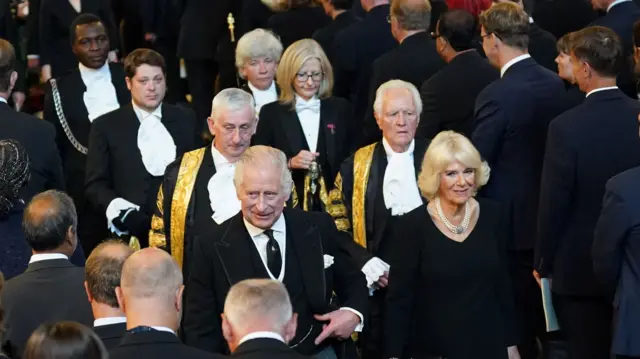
[170, 148, 206, 269]
[327, 174, 351, 232]
[149, 185, 167, 248]
[302, 175, 330, 211]
[352, 144, 376, 248]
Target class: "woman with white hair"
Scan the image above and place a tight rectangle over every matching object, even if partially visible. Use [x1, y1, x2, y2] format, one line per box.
[383, 131, 520, 359]
[254, 39, 351, 212]
[236, 29, 283, 115]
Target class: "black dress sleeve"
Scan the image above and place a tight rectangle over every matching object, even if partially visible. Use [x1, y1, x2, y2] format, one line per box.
[384, 207, 424, 358]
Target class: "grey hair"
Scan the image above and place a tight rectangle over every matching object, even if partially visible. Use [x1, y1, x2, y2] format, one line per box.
[373, 79, 423, 117]
[224, 279, 293, 333]
[120, 248, 182, 305]
[233, 146, 294, 194]
[210, 88, 256, 123]
[235, 29, 284, 74]
[22, 190, 78, 252]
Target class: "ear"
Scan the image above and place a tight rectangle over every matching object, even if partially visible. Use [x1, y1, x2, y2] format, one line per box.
[221, 313, 235, 348]
[84, 281, 93, 303]
[206, 117, 216, 137]
[115, 286, 126, 313]
[239, 66, 248, 80]
[9, 71, 18, 89]
[374, 112, 383, 130]
[283, 313, 298, 344]
[125, 77, 132, 91]
[66, 225, 77, 252]
[176, 284, 185, 313]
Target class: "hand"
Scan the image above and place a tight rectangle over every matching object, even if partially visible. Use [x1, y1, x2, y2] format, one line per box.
[507, 345, 521, 359]
[27, 57, 39, 69]
[40, 65, 52, 83]
[12, 91, 25, 112]
[532, 269, 543, 288]
[17, 2, 29, 19]
[289, 150, 319, 170]
[313, 310, 361, 344]
[108, 51, 118, 63]
[377, 271, 389, 288]
[144, 32, 158, 43]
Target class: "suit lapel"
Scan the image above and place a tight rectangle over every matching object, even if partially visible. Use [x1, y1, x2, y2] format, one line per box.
[320, 99, 337, 172]
[213, 214, 265, 285]
[285, 209, 327, 310]
[281, 107, 308, 153]
[109, 64, 131, 106]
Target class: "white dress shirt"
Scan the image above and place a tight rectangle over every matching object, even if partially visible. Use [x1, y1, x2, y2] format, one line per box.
[248, 81, 278, 115]
[586, 86, 619, 98]
[133, 102, 177, 176]
[608, 0, 631, 11]
[29, 253, 68, 264]
[382, 138, 422, 216]
[79, 62, 120, 121]
[151, 326, 176, 335]
[0, 97, 7, 104]
[94, 317, 127, 327]
[243, 214, 364, 331]
[238, 331, 285, 346]
[500, 54, 532, 78]
[244, 215, 287, 281]
[295, 95, 321, 153]
[208, 143, 241, 224]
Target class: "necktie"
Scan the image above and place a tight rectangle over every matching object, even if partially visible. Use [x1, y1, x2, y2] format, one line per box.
[264, 229, 282, 278]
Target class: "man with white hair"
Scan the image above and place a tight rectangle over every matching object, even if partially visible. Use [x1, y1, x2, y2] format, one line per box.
[222, 279, 306, 359]
[110, 248, 222, 359]
[235, 29, 283, 116]
[327, 79, 427, 359]
[183, 145, 368, 359]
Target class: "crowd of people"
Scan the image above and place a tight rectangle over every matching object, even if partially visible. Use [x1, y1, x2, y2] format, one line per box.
[1, 0, 640, 359]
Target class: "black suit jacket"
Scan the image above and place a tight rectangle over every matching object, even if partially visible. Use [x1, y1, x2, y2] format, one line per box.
[85, 103, 197, 243]
[473, 57, 568, 251]
[0, 102, 65, 201]
[593, 166, 640, 356]
[591, 1, 640, 57]
[39, 0, 119, 77]
[267, 6, 330, 50]
[535, 88, 640, 296]
[110, 331, 221, 359]
[362, 31, 445, 144]
[232, 338, 308, 359]
[94, 322, 127, 350]
[1, 259, 93, 359]
[528, 22, 558, 73]
[419, 50, 498, 140]
[313, 11, 360, 68]
[178, 0, 233, 60]
[239, 0, 274, 35]
[254, 98, 351, 200]
[183, 209, 368, 355]
[43, 63, 130, 205]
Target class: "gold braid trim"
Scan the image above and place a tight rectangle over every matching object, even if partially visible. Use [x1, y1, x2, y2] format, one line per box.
[149, 185, 167, 249]
[327, 174, 351, 232]
[170, 148, 207, 269]
[352, 143, 376, 248]
[303, 175, 330, 211]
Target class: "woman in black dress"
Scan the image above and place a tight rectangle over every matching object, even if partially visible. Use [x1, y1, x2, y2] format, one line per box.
[254, 39, 351, 211]
[39, 0, 119, 80]
[384, 131, 520, 359]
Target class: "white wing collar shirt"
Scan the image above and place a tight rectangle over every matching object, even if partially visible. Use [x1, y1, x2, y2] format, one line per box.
[249, 81, 278, 116]
[133, 102, 177, 176]
[79, 62, 120, 121]
[295, 95, 321, 153]
[208, 143, 241, 224]
[382, 138, 422, 216]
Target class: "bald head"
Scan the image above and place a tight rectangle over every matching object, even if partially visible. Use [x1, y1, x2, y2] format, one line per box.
[120, 248, 182, 303]
[22, 190, 77, 255]
[85, 240, 134, 308]
[391, 0, 431, 31]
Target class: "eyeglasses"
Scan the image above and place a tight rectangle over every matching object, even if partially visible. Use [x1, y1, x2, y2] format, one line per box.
[296, 72, 323, 82]
[386, 14, 393, 23]
[430, 32, 441, 39]
[480, 32, 494, 42]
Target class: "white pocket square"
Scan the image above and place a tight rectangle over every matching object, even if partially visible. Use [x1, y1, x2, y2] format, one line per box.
[323, 254, 334, 269]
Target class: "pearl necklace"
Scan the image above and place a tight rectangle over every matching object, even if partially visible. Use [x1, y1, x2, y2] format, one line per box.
[434, 197, 471, 234]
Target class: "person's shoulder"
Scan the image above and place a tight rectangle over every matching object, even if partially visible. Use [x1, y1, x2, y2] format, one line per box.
[179, 343, 223, 359]
[607, 166, 640, 197]
[165, 103, 196, 118]
[93, 105, 129, 127]
[260, 101, 287, 117]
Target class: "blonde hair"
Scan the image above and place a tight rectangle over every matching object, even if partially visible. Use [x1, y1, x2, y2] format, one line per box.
[276, 39, 333, 106]
[479, 2, 530, 50]
[418, 131, 490, 200]
[235, 29, 284, 74]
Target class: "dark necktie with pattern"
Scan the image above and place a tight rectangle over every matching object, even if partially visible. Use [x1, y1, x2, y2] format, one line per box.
[264, 229, 282, 278]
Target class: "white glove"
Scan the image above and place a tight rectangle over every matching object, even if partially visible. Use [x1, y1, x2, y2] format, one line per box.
[361, 257, 390, 288]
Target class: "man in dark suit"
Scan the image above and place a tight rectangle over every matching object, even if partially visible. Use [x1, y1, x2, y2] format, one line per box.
[535, 26, 640, 359]
[110, 248, 223, 359]
[593, 160, 640, 359]
[1, 190, 93, 359]
[475, 4, 568, 359]
[85, 49, 197, 249]
[314, 0, 360, 67]
[84, 240, 134, 350]
[268, 1, 331, 50]
[332, 0, 395, 105]
[44, 14, 130, 254]
[362, 0, 445, 145]
[222, 279, 307, 359]
[0, 39, 65, 203]
[183, 146, 368, 358]
[419, 9, 498, 140]
[239, 0, 274, 35]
